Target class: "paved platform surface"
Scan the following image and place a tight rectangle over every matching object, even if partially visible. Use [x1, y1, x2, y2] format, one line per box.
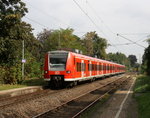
[89, 77, 138, 118]
[0, 86, 43, 99]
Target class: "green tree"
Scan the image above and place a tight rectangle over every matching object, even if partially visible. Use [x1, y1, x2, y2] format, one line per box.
[37, 28, 85, 54]
[93, 35, 107, 59]
[83, 31, 108, 59]
[82, 32, 94, 56]
[0, 0, 28, 64]
[142, 38, 150, 75]
[0, 0, 41, 83]
[107, 52, 130, 69]
[128, 55, 137, 67]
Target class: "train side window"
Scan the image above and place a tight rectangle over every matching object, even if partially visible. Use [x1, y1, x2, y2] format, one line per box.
[89, 64, 91, 71]
[81, 63, 83, 71]
[76, 63, 78, 72]
[97, 65, 99, 71]
[101, 65, 103, 70]
[81, 63, 86, 71]
[79, 63, 81, 71]
[88, 64, 91, 71]
[76, 62, 81, 72]
[81, 63, 84, 71]
[76, 63, 78, 71]
[92, 64, 94, 71]
[88, 64, 92, 71]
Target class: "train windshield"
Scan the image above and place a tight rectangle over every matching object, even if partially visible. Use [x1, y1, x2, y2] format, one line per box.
[49, 52, 68, 71]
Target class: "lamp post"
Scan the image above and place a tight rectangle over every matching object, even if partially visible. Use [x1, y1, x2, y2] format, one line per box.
[58, 29, 61, 49]
[22, 40, 26, 80]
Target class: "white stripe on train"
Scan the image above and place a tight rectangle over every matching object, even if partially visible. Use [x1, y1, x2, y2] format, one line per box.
[44, 72, 124, 81]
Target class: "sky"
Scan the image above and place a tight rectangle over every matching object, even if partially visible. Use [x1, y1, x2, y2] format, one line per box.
[22, 0, 150, 63]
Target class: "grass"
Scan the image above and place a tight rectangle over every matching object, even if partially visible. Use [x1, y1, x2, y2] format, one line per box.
[0, 84, 27, 91]
[21, 78, 46, 86]
[134, 75, 150, 93]
[133, 75, 150, 118]
[0, 78, 46, 91]
[135, 93, 150, 118]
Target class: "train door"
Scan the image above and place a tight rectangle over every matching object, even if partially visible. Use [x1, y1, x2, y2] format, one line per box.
[110, 64, 112, 73]
[81, 60, 84, 78]
[107, 64, 108, 74]
[84, 60, 88, 78]
[89, 61, 92, 76]
[108, 64, 109, 74]
[104, 63, 106, 74]
[75, 58, 81, 78]
[101, 63, 103, 75]
[99, 63, 101, 75]
[97, 62, 99, 75]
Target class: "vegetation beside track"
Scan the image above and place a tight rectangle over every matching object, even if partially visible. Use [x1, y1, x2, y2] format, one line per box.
[0, 84, 27, 91]
[0, 78, 46, 91]
[134, 75, 150, 118]
[21, 78, 46, 86]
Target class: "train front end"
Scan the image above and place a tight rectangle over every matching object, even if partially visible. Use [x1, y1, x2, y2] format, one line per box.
[44, 51, 73, 88]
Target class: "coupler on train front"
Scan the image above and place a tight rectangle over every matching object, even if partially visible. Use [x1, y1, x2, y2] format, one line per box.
[48, 75, 65, 89]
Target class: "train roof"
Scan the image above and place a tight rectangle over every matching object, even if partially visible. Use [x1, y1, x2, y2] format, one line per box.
[48, 50, 125, 67]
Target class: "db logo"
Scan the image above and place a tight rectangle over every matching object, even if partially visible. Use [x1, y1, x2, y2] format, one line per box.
[55, 71, 60, 74]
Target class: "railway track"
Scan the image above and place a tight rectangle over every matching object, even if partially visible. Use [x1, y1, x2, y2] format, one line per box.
[34, 75, 131, 118]
[0, 74, 132, 118]
[0, 78, 107, 109]
[0, 74, 124, 109]
[0, 88, 61, 109]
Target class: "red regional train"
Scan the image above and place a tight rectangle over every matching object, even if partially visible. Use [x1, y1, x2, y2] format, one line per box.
[44, 50, 125, 88]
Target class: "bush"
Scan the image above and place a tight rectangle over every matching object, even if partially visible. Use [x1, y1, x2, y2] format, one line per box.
[21, 78, 46, 86]
[24, 52, 43, 79]
[0, 66, 6, 84]
[134, 75, 150, 118]
[0, 64, 22, 84]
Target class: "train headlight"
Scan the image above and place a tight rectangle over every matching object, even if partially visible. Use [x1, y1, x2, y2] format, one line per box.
[66, 70, 71, 74]
[45, 71, 48, 73]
